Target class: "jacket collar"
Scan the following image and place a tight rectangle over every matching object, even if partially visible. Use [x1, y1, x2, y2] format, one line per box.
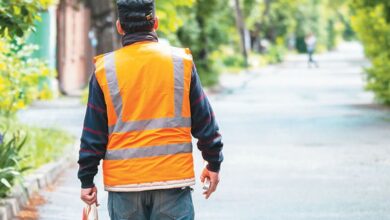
[122, 31, 158, 47]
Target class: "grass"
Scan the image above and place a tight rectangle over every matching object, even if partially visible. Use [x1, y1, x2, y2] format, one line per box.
[0, 117, 75, 172]
[20, 127, 74, 171]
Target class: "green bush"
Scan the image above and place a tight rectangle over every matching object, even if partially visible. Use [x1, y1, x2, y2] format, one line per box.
[265, 44, 286, 64]
[0, 118, 74, 173]
[21, 126, 74, 170]
[0, 121, 73, 198]
[0, 39, 56, 116]
[196, 59, 220, 87]
[0, 0, 54, 37]
[264, 38, 287, 64]
[351, 2, 390, 104]
[0, 0, 57, 116]
[365, 55, 390, 104]
[222, 54, 246, 69]
[0, 0, 71, 198]
[0, 131, 29, 198]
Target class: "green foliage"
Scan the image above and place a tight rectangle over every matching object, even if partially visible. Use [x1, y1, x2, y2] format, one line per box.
[0, 0, 57, 115]
[243, 0, 353, 54]
[0, 0, 64, 199]
[293, 0, 352, 52]
[222, 54, 246, 69]
[0, 0, 54, 37]
[155, 0, 195, 36]
[0, 39, 56, 116]
[246, 0, 298, 42]
[155, 1, 237, 85]
[0, 131, 28, 198]
[265, 44, 287, 64]
[0, 117, 74, 173]
[176, 0, 237, 86]
[0, 118, 73, 198]
[20, 127, 74, 170]
[351, 1, 390, 104]
[209, 46, 247, 74]
[352, 0, 390, 21]
[153, 0, 353, 84]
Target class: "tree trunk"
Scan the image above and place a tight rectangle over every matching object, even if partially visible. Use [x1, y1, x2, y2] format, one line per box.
[234, 0, 249, 67]
[85, 0, 120, 54]
[251, 0, 272, 52]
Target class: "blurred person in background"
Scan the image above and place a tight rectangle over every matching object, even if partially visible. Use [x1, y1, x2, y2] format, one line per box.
[305, 32, 319, 68]
[77, 0, 224, 219]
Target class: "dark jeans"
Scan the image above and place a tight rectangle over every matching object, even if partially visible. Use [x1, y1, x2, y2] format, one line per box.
[108, 187, 194, 220]
[308, 51, 314, 62]
[307, 50, 318, 67]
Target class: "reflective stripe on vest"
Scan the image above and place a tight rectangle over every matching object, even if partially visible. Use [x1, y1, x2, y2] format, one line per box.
[105, 143, 193, 160]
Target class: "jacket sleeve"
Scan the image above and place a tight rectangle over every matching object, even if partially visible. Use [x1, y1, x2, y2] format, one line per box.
[77, 74, 108, 188]
[190, 65, 224, 172]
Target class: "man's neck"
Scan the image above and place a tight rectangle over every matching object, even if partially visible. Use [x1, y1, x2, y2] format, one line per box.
[122, 31, 158, 47]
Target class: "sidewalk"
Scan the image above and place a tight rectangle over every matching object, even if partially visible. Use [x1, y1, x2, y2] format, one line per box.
[17, 97, 91, 220]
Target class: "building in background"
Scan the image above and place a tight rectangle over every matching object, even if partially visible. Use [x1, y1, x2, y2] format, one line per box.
[29, 0, 118, 95]
[56, 0, 93, 95]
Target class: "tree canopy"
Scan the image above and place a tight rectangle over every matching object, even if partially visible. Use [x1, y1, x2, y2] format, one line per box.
[152, 0, 353, 85]
[351, 0, 390, 104]
[0, 0, 53, 37]
[0, 0, 56, 115]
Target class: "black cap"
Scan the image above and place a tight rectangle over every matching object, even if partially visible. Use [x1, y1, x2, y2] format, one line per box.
[117, 0, 155, 22]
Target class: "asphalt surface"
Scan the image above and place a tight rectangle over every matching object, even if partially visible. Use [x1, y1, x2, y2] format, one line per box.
[18, 42, 390, 220]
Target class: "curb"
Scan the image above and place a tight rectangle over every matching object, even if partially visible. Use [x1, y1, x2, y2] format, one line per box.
[0, 145, 76, 220]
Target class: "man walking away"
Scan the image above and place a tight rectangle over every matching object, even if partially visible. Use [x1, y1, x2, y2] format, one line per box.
[77, 0, 224, 219]
[305, 32, 319, 68]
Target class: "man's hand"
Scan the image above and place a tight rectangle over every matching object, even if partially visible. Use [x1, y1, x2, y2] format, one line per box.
[200, 168, 220, 199]
[81, 186, 98, 205]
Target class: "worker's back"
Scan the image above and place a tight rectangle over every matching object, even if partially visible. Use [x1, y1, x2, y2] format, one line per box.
[94, 42, 196, 191]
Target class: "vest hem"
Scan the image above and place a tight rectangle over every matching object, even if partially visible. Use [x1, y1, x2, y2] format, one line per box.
[104, 178, 195, 192]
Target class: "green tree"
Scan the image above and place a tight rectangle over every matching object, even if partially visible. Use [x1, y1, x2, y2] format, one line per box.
[352, 0, 390, 21]
[154, 0, 237, 85]
[351, 0, 390, 104]
[242, 0, 352, 53]
[156, 0, 195, 36]
[176, 0, 236, 85]
[0, 0, 56, 115]
[0, 39, 55, 116]
[0, 0, 53, 37]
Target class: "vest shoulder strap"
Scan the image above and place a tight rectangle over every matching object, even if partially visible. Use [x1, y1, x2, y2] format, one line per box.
[93, 53, 105, 65]
[171, 46, 193, 63]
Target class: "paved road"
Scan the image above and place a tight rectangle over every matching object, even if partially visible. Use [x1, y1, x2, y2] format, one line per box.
[19, 42, 390, 220]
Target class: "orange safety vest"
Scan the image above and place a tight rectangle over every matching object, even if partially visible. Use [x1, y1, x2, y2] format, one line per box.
[94, 41, 195, 192]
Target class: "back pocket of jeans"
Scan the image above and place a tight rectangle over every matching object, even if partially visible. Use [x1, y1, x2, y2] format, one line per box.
[109, 192, 138, 219]
[159, 188, 194, 219]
